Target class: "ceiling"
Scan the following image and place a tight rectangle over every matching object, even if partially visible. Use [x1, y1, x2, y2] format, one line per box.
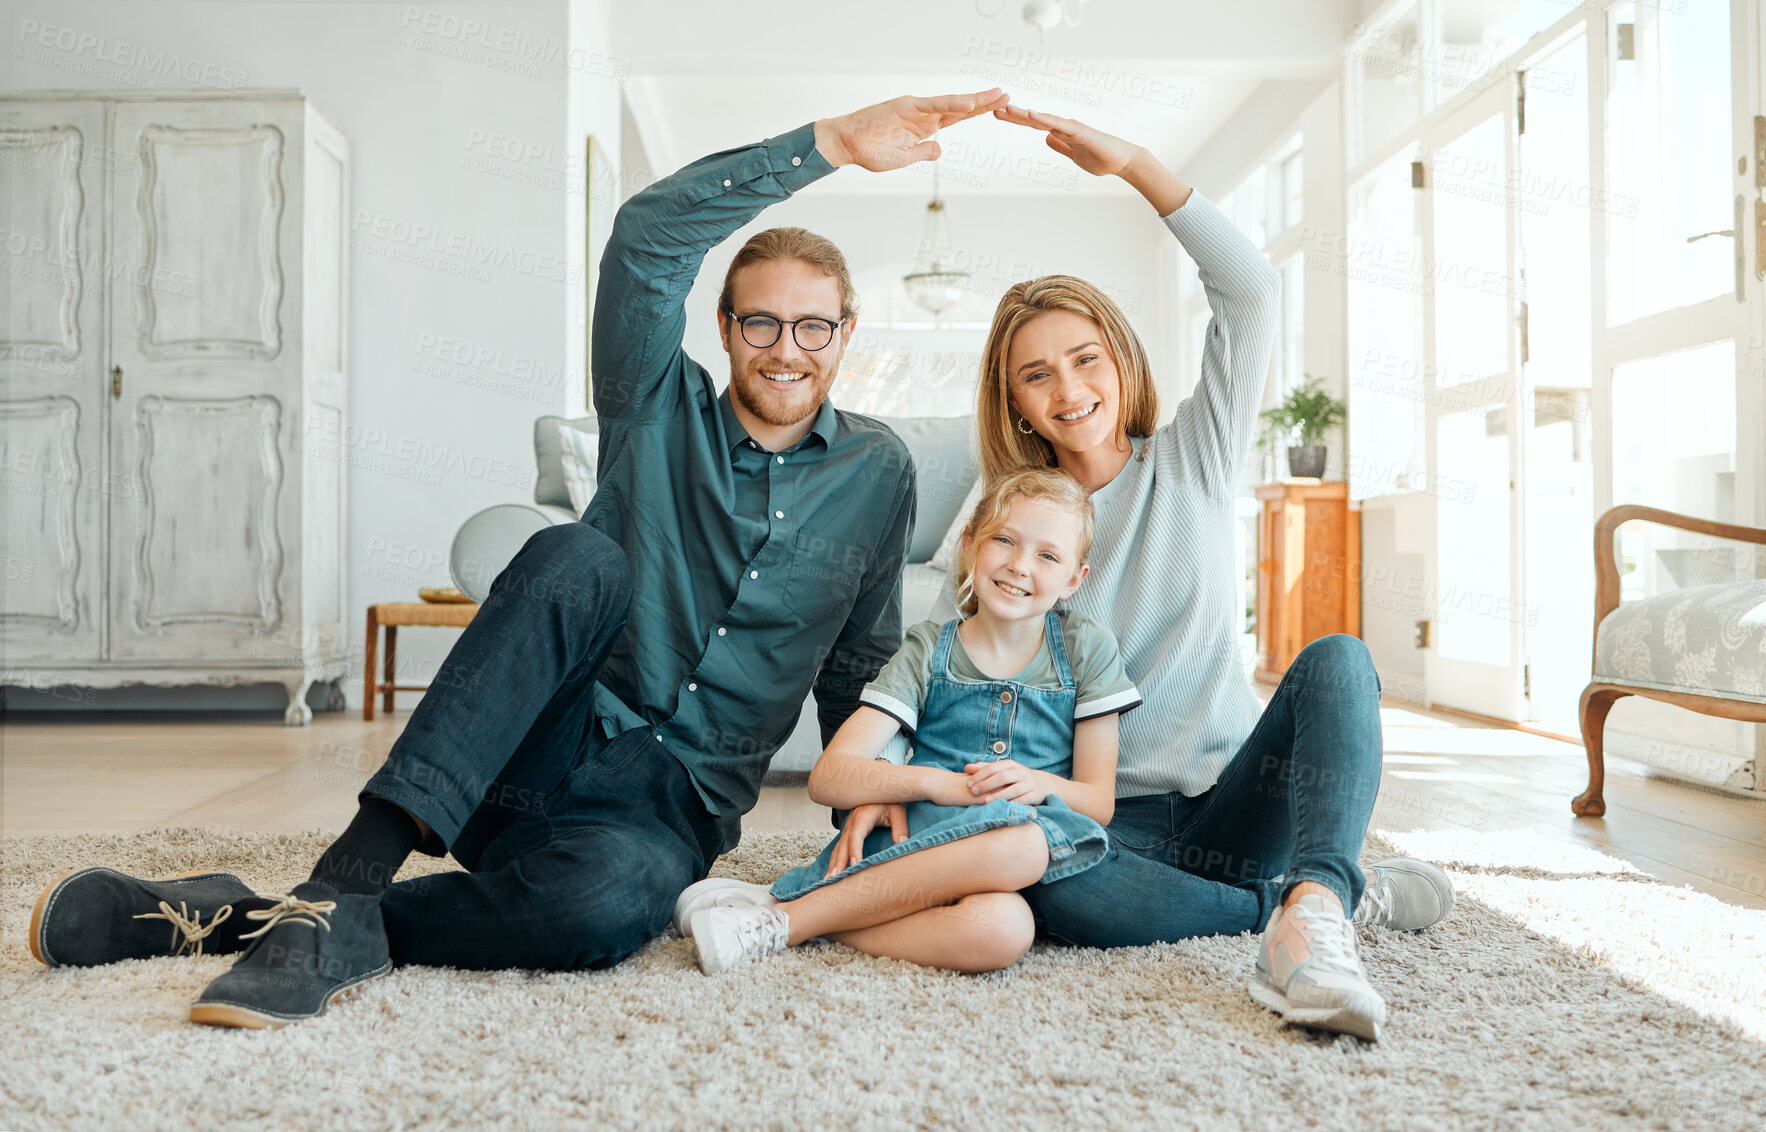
[609, 0, 1354, 196]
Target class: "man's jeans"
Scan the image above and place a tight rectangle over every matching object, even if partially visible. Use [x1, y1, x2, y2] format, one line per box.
[1024, 634, 1383, 946]
[362, 523, 722, 971]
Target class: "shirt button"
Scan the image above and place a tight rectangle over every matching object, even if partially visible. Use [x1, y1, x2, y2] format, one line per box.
[791, 155, 802, 167]
[1001, 691, 1013, 703]
[992, 740, 1007, 754]
[716, 627, 727, 637]
[774, 510, 784, 519]
[750, 570, 759, 579]
[776, 455, 784, 464]
[723, 178, 732, 187]
[688, 682, 698, 691]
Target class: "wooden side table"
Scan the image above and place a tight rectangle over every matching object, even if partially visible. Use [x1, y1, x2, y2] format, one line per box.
[363, 602, 480, 720]
[1254, 481, 1361, 683]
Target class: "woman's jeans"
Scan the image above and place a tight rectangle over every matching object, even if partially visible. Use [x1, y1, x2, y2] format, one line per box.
[1024, 634, 1383, 945]
[361, 523, 722, 971]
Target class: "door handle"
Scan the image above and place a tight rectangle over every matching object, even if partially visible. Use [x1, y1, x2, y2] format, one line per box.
[111, 365, 122, 399]
[1684, 229, 1733, 242]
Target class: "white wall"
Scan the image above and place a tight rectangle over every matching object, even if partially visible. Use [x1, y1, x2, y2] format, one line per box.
[6, 0, 615, 711]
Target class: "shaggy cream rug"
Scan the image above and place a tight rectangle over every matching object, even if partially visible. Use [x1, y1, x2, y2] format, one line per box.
[2, 828, 1763, 1132]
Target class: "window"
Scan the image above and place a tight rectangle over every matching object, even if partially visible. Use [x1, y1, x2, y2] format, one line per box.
[1603, 0, 1735, 324]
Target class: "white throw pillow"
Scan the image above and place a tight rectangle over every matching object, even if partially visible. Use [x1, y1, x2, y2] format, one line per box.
[928, 477, 985, 575]
[559, 426, 598, 515]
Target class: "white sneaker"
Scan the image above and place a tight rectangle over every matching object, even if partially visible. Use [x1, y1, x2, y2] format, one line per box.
[1248, 893, 1387, 1042]
[690, 905, 791, 975]
[1353, 858, 1454, 931]
[672, 877, 778, 939]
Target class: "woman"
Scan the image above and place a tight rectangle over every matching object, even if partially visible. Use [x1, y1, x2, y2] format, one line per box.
[839, 105, 1453, 1043]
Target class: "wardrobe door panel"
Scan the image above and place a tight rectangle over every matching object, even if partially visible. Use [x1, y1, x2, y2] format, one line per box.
[0, 99, 105, 662]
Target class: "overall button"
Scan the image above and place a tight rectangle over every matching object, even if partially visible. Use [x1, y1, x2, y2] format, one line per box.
[1000, 690, 1013, 703]
[991, 740, 1006, 754]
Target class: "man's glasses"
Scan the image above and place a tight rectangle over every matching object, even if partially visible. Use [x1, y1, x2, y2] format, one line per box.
[726, 312, 843, 352]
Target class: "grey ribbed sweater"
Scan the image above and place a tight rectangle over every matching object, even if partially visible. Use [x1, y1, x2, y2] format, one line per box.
[932, 191, 1281, 798]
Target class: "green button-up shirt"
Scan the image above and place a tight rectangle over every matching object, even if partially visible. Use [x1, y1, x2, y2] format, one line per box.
[584, 122, 916, 851]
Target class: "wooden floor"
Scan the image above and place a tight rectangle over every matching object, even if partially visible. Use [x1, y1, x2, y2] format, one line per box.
[3, 699, 1762, 910]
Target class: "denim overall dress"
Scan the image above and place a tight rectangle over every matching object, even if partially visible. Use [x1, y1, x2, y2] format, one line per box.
[772, 610, 1110, 901]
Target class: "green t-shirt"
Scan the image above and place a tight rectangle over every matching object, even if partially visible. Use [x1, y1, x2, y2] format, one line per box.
[859, 610, 1143, 737]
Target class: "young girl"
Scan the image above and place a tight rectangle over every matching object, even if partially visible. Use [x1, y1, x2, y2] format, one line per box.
[674, 466, 1142, 974]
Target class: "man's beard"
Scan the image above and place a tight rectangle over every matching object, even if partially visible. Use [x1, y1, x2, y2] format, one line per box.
[729, 355, 839, 428]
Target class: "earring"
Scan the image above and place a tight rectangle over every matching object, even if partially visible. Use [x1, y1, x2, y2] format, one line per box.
[1016, 416, 1035, 435]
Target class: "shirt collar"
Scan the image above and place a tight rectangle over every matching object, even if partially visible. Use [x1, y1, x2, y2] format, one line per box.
[717, 387, 839, 455]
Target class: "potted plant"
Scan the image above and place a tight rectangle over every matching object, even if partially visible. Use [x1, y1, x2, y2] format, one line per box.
[1259, 376, 1345, 479]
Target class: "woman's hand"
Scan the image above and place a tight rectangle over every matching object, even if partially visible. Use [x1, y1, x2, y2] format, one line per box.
[816, 89, 1009, 171]
[964, 759, 1051, 806]
[992, 103, 1140, 177]
[825, 802, 908, 877]
[993, 103, 1191, 214]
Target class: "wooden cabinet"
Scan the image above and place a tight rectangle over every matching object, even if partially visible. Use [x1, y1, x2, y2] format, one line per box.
[1255, 481, 1361, 683]
[1, 91, 350, 723]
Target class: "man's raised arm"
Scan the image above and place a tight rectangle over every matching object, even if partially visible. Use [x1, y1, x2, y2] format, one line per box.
[592, 90, 1008, 422]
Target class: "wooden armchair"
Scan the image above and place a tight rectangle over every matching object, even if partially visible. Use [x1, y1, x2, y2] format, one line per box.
[1575, 506, 1766, 816]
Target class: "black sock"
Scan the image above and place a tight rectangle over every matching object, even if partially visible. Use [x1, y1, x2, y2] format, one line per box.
[308, 796, 424, 897]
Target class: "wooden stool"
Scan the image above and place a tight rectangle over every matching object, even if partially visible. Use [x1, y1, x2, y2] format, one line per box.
[363, 601, 480, 720]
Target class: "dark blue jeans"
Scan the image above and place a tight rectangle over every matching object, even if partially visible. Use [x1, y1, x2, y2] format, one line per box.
[1024, 634, 1383, 946]
[363, 523, 721, 971]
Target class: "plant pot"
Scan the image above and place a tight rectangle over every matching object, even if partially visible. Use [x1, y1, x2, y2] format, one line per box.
[1287, 445, 1326, 479]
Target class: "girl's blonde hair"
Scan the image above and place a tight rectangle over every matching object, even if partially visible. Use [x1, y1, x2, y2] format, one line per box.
[975, 275, 1159, 483]
[953, 467, 1096, 619]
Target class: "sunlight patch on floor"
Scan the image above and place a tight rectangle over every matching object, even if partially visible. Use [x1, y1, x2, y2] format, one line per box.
[1377, 827, 1766, 1041]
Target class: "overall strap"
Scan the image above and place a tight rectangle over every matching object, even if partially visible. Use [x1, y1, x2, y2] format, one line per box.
[1043, 609, 1075, 689]
[930, 617, 961, 677]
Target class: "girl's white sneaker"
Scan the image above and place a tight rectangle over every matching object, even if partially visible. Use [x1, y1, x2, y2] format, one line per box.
[691, 905, 791, 974]
[672, 877, 778, 938]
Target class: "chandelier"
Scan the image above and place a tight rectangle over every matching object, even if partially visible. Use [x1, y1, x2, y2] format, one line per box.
[902, 164, 969, 320]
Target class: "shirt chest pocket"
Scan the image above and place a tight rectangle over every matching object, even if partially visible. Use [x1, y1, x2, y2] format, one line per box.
[782, 527, 871, 623]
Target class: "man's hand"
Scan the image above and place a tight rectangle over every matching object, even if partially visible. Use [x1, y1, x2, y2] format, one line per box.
[964, 758, 1051, 806]
[825, 802, 909, 877]
[815, 89, 1009, 171]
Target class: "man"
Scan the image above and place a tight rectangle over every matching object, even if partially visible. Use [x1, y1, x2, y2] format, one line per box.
[28, 88, 1010, 1027]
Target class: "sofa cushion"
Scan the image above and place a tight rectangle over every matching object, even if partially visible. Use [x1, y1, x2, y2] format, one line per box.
[533, 416, 597, 508]
[1594, 581, 1766, 703]
[450, 502, 576, 603]
[870, 415, 977, 563]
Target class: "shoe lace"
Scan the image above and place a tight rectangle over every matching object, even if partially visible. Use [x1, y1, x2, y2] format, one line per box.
[237, 893, 338, 942]
[131, 900, 235, 958]
[1289, 901, 1363, 975]
[734, 908, 790, 957]
[1352, 876, 1394, 927]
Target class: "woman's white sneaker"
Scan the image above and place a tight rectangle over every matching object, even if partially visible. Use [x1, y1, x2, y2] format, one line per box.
[691, 905, 791, 974]
[1249, 894, 1387, 1042]
[672, 878, 779, 939]
[1353, 858, 1454, 931]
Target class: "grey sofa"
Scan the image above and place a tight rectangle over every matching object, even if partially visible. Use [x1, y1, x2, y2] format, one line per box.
[450, 412, 977, 773]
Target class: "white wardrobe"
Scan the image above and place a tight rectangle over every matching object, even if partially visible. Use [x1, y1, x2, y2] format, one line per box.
[1, 91, 350, 724]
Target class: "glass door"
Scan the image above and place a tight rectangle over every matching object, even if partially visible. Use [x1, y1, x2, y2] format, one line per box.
[1424, 84, 1525, 719]
[1517, 31, 1595, 735]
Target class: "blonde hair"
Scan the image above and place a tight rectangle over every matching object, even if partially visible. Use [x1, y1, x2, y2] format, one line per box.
[953, 467, 1095, 619]
[976, 275, 1158, 482]
[718, 226, 858, 321]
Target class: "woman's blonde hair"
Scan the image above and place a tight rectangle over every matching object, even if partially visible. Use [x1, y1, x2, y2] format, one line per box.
[953, 467, 1096, 619]
[976, 275, 1158, 482]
